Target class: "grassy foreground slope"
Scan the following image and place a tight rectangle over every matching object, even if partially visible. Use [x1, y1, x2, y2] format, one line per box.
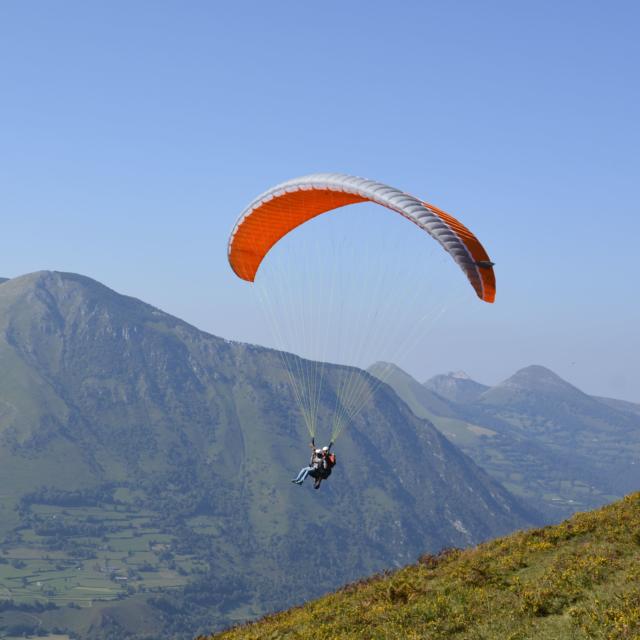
[207, 493, 640, 640]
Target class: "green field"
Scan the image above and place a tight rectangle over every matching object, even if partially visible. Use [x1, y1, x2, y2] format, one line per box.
[0, 502, 191, 607]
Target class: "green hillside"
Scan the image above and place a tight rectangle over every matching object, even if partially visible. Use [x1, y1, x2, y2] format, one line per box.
[208, 492, 640, 640]
[0, 272, 537, 638]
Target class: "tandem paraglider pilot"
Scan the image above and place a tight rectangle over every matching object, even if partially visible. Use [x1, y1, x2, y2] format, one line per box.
[292, 439, 336, 490]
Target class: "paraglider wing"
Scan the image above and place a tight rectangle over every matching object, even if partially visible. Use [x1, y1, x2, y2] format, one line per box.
[228, 173, 495, 303]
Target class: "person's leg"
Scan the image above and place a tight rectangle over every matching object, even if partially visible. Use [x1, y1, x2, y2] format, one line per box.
[292, 466, 312, 483]
[299, 466, 313, 482]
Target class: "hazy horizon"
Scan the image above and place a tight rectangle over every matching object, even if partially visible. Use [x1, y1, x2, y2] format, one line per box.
[1, 268, 633, 406]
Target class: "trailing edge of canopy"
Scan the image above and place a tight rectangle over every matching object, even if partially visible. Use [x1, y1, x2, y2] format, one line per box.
[228, 173, 495, 303]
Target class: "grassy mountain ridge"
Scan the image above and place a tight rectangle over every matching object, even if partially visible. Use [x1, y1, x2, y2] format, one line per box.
[0, 272, 538, 637]
[367, 362, 457, 419]
[208, 492, 640, 640]
[370, 363, 640, 520]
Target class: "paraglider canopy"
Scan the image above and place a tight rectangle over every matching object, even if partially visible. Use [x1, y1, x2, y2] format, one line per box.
[228, 172, 496, 442]
[228, 173, 495, 302]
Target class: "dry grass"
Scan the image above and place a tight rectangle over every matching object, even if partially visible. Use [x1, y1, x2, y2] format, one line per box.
[200, 493, 640, 640]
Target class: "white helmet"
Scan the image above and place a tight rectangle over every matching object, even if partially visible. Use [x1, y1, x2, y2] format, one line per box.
[322, 446, 329, 452]
[315, 449, 323, 455]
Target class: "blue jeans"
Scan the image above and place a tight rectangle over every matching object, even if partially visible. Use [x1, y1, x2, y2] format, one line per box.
[293, 466, 315, 483]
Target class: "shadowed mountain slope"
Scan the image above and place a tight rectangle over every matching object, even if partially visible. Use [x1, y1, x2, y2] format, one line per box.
[0, 272, 537, 638]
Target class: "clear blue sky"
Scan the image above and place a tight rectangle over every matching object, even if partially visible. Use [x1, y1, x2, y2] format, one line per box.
[1, 1, 638, 400]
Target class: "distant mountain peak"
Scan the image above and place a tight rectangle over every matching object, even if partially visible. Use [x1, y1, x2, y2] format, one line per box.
[423, 371, 489, 404]
[514, 364, 562, 378]
[3, 270, 113, 297]
[476, 364, 594, 409]
[499, 365, 580, 393]
[449, 370, 471, 380]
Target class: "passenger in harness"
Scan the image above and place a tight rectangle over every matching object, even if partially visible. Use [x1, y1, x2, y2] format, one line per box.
[292, 440, 336, 489]
[313, 445, 336, 490]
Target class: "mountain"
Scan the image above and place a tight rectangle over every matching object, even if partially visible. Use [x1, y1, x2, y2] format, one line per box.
[424, 370, 489, 404]
[208, 492, 640, 640]
[367, 362, 456, 418]
[595, 395, 640, 417]
[372, 363, 640, 520]
[0, 272, 537, 639]
[367, 363, 491, 453]
[473, 366, 640, 496]
[479, 364, 603, 406]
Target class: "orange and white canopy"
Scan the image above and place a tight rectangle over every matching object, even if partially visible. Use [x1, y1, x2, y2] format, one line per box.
[228, 173, 495, 303]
